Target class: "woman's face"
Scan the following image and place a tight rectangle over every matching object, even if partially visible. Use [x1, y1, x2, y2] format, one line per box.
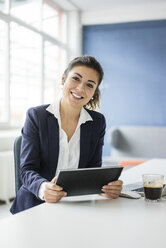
[61, 66, 99, 110]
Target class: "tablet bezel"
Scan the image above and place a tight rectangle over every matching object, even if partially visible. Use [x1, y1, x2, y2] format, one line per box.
[56, 166, 123, 197]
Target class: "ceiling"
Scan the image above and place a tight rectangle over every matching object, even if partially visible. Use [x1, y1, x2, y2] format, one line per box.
[53, 0, 166, 11]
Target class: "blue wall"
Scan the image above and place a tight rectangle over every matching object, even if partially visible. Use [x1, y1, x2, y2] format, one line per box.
[83, 20, 166, 156]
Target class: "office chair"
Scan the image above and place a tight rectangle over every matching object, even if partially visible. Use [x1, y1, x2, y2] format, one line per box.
[14, 136, 22, 194]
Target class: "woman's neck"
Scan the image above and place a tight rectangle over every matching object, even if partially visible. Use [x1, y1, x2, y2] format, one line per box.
[60, 99, 81, 122]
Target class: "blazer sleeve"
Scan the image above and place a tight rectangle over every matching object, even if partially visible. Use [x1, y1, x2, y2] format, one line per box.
[20, 107, 48, 199]
[87, 113, 106, 168]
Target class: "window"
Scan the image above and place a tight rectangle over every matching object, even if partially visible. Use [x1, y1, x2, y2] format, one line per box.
[10, 23, 41, 125]
[11, 0, 41, 29]
[43, 1, 60, 39]
[0, 0, 5, 12]
[0, 20, 7, 122]
[0, 0, 67, 126]
[44, 40, 67, 102]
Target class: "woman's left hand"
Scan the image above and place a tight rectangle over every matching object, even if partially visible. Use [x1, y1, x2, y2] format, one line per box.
[101, 180, 123, 199]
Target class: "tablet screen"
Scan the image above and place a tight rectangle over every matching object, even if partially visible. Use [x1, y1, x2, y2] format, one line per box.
[56, 166, 123, 196]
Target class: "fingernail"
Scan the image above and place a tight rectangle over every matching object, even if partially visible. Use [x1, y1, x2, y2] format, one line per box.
[108, 182, 112, 185]
[64, 193, 67, 197]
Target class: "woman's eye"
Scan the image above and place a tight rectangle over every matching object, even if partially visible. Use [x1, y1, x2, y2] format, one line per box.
[87, 83, 94, 89]
[73, 76, 80, 81]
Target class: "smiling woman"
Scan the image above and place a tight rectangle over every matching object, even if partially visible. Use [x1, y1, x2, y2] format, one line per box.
[10, 55, 123, 214]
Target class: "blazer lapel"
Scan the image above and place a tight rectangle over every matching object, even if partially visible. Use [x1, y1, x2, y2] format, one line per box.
[79, 121, 93, 168]
[47, 114, 59, 177]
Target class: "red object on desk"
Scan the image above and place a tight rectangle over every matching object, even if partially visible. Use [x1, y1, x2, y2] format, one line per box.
[118, 160, 146, 169]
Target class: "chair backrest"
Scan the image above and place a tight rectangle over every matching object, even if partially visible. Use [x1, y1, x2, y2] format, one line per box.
[14, 136, 22, 194]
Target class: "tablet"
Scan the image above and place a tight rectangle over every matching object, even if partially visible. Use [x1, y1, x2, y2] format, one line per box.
[56, 166, 123, 196]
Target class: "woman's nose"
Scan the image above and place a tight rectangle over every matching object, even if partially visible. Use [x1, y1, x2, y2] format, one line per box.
[76, 83, 85, 92]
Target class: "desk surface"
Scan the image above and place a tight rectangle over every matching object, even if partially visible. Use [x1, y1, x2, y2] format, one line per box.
[0, 159, 166, 248]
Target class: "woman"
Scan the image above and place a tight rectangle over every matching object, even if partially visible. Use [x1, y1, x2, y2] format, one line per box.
[10, 55, 122, 214]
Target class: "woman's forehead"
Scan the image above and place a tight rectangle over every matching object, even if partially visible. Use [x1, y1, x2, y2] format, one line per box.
[69, 66, 99, 81]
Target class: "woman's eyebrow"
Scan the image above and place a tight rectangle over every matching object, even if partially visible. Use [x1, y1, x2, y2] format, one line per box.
[88, 79, 96, 84]
[74, 72, 96, 84]
[74, 72, 82, 78]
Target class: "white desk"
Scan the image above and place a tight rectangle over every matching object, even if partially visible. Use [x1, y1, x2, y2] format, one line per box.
[0, 159, 166, 248]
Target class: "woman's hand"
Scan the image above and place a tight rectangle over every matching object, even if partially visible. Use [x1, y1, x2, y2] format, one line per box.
[101, 180, 123, 199]
[44, 177, 67, 203]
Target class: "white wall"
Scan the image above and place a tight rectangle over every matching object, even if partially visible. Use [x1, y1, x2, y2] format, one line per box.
[81, 1, 166, 25]
[66, 10, 82, 61]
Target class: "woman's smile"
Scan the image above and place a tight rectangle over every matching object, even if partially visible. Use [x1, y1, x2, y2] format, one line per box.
[71, 91, 84, 100]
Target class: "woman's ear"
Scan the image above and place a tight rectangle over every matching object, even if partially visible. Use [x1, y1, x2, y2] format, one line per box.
[61, 74, 66, 85]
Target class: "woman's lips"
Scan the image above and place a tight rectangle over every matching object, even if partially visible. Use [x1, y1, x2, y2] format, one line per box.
[71, 92, 83, 99]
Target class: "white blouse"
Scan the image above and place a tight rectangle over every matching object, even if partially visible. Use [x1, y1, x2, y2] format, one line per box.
[38, 98, 93, 200]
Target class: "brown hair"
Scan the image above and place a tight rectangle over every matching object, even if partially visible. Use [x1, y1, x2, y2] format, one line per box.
[63, 55, 104, 110]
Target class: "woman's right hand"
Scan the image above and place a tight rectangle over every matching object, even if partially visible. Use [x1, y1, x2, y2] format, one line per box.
[43, 177, 67, 203]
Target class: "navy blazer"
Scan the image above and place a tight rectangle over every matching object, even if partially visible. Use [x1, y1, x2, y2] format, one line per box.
[10, 104, 106, 214]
